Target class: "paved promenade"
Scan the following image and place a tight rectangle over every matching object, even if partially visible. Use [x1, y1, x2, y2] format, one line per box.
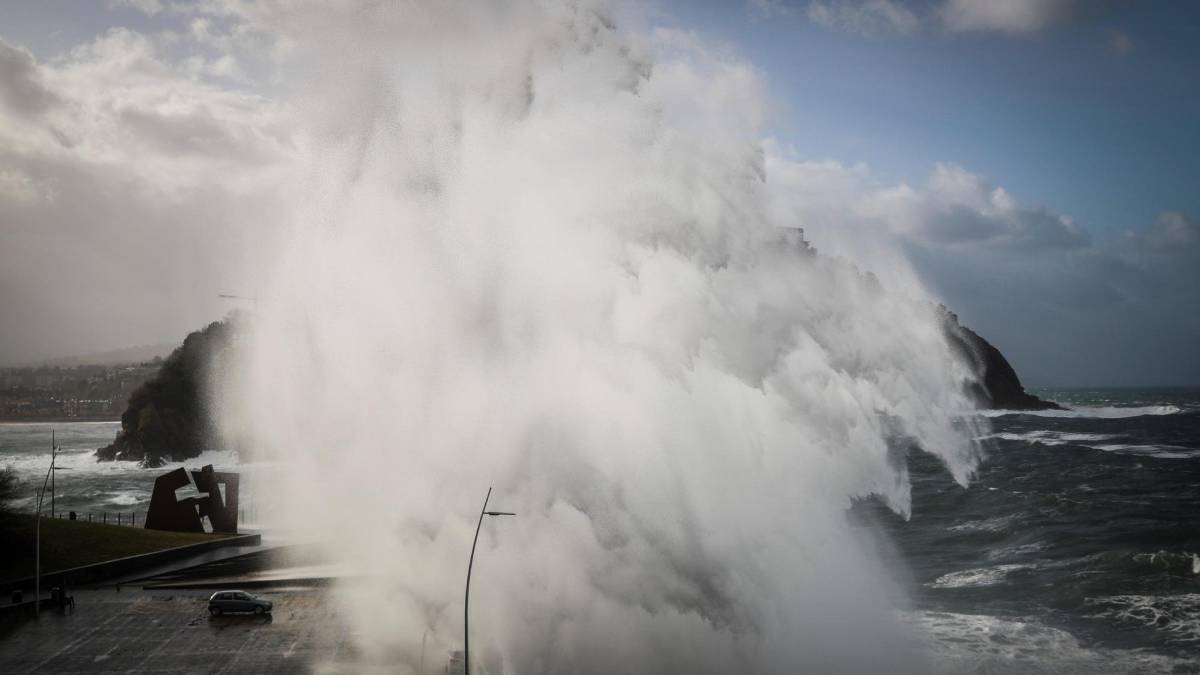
[0, 588, 359, 673]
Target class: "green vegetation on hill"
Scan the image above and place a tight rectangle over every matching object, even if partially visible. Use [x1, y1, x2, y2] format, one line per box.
[0, 516, 226, 582]
[95, 319, 237, 467]
[0, 362, 161, 421]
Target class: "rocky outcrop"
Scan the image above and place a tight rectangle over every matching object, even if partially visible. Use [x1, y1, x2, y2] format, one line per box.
[941, 308, 1062, 411]
[92, 290, 1056, 467]
[95, 320, 235, 467]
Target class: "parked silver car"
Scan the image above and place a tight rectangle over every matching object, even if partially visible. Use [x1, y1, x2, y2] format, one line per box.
[208, 590, 273, 616]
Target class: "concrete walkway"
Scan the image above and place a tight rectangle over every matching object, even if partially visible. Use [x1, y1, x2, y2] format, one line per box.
[0, 588, 360, 673]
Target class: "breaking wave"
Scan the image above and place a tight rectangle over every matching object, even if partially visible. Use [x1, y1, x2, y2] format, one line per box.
[212, 1, 985, 672]
[980, 430, 1198, 459]
[982, 405, 1182, 419]
[927, 564, 1034, 589]
[908, 611, 1197, 674]
[1087, 594, 1200, 644]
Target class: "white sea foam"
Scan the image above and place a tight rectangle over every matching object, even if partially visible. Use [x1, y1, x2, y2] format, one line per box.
[979, 429, 1196, 459]
[1090, 444, 1197, 459]
[947, 515, 1016, 534]
[986, 543, 1045, 561]
[908, 611, 1195, 674]
[106, 491, 146, 506]
[982, 405, 1182, 419]
[2, 447, 242, 480]
[982, 431, 1119, 446]
[1, 422, 249, 514]
[1086, 594, 1200, 644]
[211, 2, 986, 671]
[928, 564, 1032, 589]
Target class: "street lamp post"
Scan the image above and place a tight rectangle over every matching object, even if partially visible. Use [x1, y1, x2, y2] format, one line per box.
[464, 487, 514, 675]
[50, 465, 72, 519]
[35, 431, 60, 618]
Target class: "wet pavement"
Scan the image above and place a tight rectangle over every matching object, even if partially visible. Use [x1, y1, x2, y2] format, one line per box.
[0, 587, 360, 673]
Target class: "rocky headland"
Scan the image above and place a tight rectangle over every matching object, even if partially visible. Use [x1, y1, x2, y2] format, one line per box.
[941, 307, 1062, 411]
[94, 279, 1059, 467]
[95, 319, 235, 467]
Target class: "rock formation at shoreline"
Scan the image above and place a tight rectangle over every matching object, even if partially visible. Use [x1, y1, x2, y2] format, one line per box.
[92, 277, 1057, 469]
[941, 308, 1063, 411]
[95, 319, 235, 467]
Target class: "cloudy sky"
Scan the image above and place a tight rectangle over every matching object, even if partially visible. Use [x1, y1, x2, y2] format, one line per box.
[0, 0, 1197, 386]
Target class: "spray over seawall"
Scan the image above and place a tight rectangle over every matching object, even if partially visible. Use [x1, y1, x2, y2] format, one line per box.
[215, 2, 982, 672]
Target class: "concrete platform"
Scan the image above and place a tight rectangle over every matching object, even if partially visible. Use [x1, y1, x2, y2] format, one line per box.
[0, 587, 360, 673]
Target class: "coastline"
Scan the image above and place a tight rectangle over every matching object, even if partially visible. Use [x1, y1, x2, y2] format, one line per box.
[0, 417, 119, 425]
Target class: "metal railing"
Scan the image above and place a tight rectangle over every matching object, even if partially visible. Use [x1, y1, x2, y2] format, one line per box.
[45, 508, 257, 528]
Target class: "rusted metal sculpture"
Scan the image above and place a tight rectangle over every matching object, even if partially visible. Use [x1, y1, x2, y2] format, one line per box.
[144, 464, 239, 534]
[192, 465, 239, 533]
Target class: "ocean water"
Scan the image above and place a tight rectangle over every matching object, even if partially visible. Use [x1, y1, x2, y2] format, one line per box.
[868, 387, 1200, 671]
[2, 389, 1197, 671]
[0, 421, 256, 522]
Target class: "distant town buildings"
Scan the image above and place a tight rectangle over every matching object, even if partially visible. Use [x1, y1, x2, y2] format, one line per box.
[0, 362, 161, 421]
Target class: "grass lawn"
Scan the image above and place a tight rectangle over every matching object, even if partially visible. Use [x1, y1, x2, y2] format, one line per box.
[0, 515, 228, 582]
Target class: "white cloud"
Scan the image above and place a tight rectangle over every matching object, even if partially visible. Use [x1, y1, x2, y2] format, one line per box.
[1143, 211, 1200, 249]
[804, 0, 1093, 37]
[807, 0, 919, 37]
[767, 154, 1089, 252]
[749, 0, 798, 19]
[10, 29, 291, 194]
[0, 168, 54, 203]
[865, 163, 1090, 249]
[765, 146, 1200, 385]
[107, 0, 165, 15]
[0, 39, 60, 119]
[0, 28, 294, 364]
[939, 0, 1077, 35]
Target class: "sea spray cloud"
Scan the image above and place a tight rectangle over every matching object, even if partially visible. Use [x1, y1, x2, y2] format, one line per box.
[213, 1, 982, 671]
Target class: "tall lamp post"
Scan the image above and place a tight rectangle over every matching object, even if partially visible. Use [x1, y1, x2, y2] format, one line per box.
[50, 465, 72, 519]
[35, 431, 60, 618]
[464, 487, 514, 675]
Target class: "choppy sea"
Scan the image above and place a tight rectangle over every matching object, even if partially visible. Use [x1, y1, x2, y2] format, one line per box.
[1, 388, 1197, 672]
[0, 422, 257, 523]
[871, 387, 1200, 672]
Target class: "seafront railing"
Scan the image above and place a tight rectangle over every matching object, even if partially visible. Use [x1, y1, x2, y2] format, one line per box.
[42, 508, 257, 528]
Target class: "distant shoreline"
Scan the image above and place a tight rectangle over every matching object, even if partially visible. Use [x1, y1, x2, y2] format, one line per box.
[0, 417, 119, 425]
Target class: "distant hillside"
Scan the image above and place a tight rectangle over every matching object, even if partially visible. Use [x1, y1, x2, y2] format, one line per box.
[0, 362, 162, 422]
[95, 321, 236, 467]
[36, 343, 177, 368]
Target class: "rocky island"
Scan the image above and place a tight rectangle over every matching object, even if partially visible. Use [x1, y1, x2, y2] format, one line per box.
[941, 307, 1062, 411]
[93, 301, 1060, 468]
[95, 319, 235, 467]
